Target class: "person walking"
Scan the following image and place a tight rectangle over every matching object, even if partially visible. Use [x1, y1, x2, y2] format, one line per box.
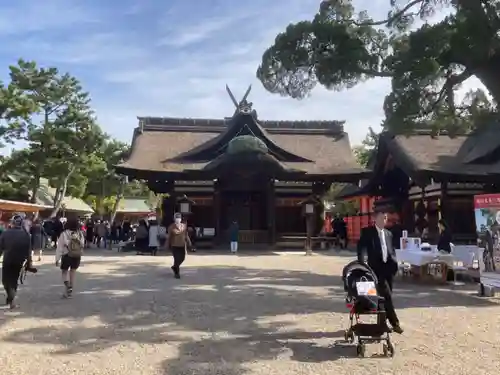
[148, 218, 160, 255]
[135, 219, 149, 254]
[110, 221, 119, 244]
[52, 217, 64, 248]
[56, 218, 85, 298]
[30, 218, 45, 261]
[229, 220, 239, 254]
[85, 219, 94, 248]
[157, 222, 167, 249]
[96, 220, 107, 248]
[0, 216, 34, 309]
[167, 213, 191, 279]
[357, 210, 403, 334]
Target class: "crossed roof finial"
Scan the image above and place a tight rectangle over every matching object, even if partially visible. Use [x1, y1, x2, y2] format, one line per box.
[225, 84, 252, 113]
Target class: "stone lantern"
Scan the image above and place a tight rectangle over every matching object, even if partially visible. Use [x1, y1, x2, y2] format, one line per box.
[177, 194, 195, 219]
[299, 195, 321, 255]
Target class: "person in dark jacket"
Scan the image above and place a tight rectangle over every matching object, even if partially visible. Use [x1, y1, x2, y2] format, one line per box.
[229, 220, 239, 253]
[121, 220, 131, 241]
[30, 218, 45, 261]
[357, 210, 403, 334]
[135, 220, 149, 253]
[85, 219, 94, 248]
[0, 216, 34, 309]
[437, 219, 452, 253]
[51, 217, 64, 247]
[389, 221, 403, 249]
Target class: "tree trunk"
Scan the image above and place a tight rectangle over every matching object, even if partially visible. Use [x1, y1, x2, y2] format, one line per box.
[108, 178, 126, 249]
[50, 167, 76, 217]
[474, 55, 500, 105]
[53, 186, 62, 209]
[29, 175, 40, 204]
[95, 196, 104, 216]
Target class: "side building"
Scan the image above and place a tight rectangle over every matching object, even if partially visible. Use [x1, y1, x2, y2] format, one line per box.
[341, 128, 500, 243]
[116, 96, 367, 246]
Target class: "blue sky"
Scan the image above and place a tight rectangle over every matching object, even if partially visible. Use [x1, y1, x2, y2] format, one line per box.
[0, 0, 485, 153]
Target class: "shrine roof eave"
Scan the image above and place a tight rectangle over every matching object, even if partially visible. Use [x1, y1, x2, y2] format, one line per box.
[114, 165, 369, 183]
[413, 169, 500, 184]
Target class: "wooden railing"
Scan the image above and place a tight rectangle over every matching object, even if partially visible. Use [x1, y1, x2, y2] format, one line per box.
[239, 230, 269, 244]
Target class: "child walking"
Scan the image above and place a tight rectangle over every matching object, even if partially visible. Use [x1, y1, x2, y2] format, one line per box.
[229, 220, 239, 254]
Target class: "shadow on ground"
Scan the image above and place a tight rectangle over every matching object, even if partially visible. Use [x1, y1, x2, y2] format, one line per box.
[0, 254, 498, 374]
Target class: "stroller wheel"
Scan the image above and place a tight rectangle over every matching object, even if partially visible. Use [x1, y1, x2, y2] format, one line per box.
[356, 343, 365, 357]
[344, 329, 355, 343]
[383, 341, 395, 357]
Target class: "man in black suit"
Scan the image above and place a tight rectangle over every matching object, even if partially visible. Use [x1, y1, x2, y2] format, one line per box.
[357, 210, 403, 334]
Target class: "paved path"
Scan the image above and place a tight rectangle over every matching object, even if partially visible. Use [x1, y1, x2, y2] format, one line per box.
[1, 251, 500, 375]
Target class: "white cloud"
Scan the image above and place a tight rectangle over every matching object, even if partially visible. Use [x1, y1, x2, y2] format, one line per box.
[159, 17, 243, 48]
[11, 33, 148, 66]
[88, 2, 392, 144]
[0, 0, 99, 35]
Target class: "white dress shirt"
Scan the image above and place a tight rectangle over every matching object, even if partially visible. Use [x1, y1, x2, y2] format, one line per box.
[376, 225, 388, 263]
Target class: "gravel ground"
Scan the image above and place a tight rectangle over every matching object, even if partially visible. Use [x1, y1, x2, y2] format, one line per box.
[1, 250, 499, 375]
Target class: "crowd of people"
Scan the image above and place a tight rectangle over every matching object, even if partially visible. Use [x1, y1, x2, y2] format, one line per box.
[0, 215, 86, 309]
[0, 212, 198, 308]
[41, 217, 135, 250]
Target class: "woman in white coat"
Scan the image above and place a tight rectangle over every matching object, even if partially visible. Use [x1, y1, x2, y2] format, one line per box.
[148, 218, 160, 255]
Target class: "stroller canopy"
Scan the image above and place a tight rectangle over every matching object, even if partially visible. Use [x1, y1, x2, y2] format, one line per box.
[342, 260, 378, 293]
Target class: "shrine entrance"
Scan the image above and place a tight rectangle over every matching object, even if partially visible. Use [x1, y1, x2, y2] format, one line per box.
[218, 175, 271, 244]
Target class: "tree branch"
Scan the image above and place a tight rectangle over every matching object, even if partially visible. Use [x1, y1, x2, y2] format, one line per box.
[479, 0, 500, 25]
[414, 68, 473, 118]
[351, 0, 424, 26]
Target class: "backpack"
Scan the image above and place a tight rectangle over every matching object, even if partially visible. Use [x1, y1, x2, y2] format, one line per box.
[66, 231, 83, 258]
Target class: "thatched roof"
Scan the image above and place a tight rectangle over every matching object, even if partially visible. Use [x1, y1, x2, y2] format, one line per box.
[6, 175, 94, 213]
[117, 114, 367, 181]
[380, 129, 500, 179]
[336, 127, 500, 199]
[36, 179, 94, 213]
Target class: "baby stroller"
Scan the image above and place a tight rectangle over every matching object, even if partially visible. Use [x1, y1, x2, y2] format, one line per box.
[341, 260, 395, 357]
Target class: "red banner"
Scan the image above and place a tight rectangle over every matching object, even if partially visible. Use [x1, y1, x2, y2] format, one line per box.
[474, 194, 500, 209]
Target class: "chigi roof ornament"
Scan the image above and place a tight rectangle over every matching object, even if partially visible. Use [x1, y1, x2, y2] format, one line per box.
[225, 84, 256, 117]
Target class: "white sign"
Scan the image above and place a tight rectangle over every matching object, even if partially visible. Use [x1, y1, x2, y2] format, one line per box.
[356, 281, 377, 296]
[203, 228, 215, 236]
[400, 237, 421, 251]
[179, 202, 190, 213]
[305, 203, 314, 214]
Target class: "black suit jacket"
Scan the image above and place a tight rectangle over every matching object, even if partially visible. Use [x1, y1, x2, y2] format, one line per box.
[437, 229, 452, 253]
[357, 225, 398, 277]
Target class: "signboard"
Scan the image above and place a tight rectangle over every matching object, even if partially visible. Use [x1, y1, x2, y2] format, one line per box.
[399, 237, 421, 251]
[474, 194, 500, 288]
[356, 281, 377, 296]
[179, 202, 190, 214]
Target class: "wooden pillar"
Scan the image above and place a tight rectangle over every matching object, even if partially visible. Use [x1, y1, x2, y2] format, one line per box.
[440, 182, 447, 223]
[161, 181, 175, 227]
[267, 178, 276, 246]
[360, 197, 370, 214]
[312, 182, 327, 238]
[305, 215, 313, 255]
[213, 179, 221, 244]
